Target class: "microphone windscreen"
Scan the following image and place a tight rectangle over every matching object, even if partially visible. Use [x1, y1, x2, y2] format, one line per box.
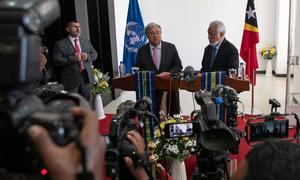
[183, 66, 194, 79]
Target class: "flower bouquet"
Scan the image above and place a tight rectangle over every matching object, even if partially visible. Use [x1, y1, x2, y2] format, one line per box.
[91, 68, 110, 120]
[154, 114, 197, 161]
[260, 46, 277, 60]
[91, 68, 110, 95]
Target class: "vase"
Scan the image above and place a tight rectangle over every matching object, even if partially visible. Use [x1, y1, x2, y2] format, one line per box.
[265, 60, 272, 76]
[167, 159, 187, 180]
[94, 94, 106, 120]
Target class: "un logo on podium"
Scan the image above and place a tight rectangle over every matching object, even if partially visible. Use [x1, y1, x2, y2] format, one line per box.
[125, 21, 147, 53]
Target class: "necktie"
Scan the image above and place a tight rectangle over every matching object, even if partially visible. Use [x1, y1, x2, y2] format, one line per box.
[209, 46, 217, 71]
[153, 47, 158, 68]
[74, 39, 84, 71]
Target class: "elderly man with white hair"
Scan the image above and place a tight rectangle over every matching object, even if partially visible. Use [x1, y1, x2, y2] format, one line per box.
[200, 20, 239, 74]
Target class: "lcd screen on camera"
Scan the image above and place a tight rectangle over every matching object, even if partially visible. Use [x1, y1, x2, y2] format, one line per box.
[165, 122, 194, 138]
[249, 120, 289, 142]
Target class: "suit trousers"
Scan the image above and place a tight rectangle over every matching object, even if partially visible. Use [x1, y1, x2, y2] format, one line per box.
[67, 70, 91, 101]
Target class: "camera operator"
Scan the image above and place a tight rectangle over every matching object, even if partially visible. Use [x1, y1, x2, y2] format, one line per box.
[124, 131, 149, 180]
[27, 107, 149, 180]
[232, 139, 300, 180]
[26, 107, 104, 180]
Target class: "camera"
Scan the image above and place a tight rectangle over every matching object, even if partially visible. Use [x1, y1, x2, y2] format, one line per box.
[0, 0, 92, 178]
[0, 0, 60, 89]
[245, 113, 300, 144]
[245, 99, 300, 144]
[248, 119, 289, 142]
[164, 122, 195, 138]
[105, 97, 153, 180]
[189, 87, 240, 180]
[191, 90, 239, 152]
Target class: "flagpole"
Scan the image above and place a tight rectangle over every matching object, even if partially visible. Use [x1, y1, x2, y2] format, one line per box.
[251, 69, 255, 115]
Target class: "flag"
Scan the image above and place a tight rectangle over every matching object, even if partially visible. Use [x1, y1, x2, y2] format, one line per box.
[123, 0, 147, 74]
[240, 0, 259, 85]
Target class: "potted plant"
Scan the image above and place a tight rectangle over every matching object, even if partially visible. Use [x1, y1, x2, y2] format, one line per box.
[260, 46, 277, 76]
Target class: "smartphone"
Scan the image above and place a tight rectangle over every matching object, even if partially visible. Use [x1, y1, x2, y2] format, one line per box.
[249, 119, 289, 142]
[164, 122, 194, 138]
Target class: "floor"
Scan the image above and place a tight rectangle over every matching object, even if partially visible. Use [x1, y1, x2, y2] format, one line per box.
[104, 74, 287, 116]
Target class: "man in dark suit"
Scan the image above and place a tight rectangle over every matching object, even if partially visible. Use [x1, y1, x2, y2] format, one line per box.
[135, 22, 183, 116]
[201, 20, 239, 74]
[53, 21, 97, 100]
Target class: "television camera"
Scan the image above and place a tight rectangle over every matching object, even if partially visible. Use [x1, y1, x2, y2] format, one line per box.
[162, 84, 240, 179]
[0, 0, 93, 179]
[176, 85, 241, 180]
[105, 97, 155, 180]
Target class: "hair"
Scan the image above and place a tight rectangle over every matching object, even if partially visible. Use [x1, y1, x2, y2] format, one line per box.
[66, 20, 78, 28]
[244, 139, 300, 180]
[145, 22, 161, 34]
[209, 20, 226, 34]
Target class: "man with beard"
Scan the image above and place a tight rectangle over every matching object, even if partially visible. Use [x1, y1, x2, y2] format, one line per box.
[200, 20, 239, 74]
[53, 21, 97, 100]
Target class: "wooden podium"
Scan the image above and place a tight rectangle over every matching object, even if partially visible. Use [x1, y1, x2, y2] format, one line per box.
[112, 74, 250, 93]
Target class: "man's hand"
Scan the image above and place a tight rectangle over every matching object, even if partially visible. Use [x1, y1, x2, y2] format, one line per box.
[124, 131, 149, 180]
[158, 71, 171, 77]
[81, 53, 88, 61]
[74, 52, 82, 61]
[27, 107, 104, 180]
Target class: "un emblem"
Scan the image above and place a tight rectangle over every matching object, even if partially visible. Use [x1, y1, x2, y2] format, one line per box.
[125, 21, 147, 53]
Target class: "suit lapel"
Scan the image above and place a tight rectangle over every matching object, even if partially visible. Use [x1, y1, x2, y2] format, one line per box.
[159, 41, 166, 71]
[213, 39, 226, 67]
[79, 38, 86, 52]
[66, 38, 75, 53]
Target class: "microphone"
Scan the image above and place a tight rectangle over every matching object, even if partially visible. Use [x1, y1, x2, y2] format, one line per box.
[183, 66, 196, 83]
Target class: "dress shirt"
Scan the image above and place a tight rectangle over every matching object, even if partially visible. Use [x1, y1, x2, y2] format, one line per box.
[150, 42, 162, 69]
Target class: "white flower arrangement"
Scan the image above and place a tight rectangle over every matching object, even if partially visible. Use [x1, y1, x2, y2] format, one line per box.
[154, 114, 197, 161]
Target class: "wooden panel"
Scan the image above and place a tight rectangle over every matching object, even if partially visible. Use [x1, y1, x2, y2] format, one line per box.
[112, 74, 250, 93]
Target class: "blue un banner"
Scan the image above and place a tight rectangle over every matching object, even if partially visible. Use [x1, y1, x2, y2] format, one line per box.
[123, 0, 147, 74]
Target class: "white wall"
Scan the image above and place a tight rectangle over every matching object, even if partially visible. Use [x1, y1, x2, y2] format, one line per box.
[274, 0, 289, 74]
[114, 0, 277, 71]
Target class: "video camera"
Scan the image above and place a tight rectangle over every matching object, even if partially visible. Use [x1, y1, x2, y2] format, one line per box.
[0, 0, 92, 178]
[191, 89, 240, 153]
[162, 85, 240, 180]
[245, 99, 300, 144]
[105, 97, 154, 180]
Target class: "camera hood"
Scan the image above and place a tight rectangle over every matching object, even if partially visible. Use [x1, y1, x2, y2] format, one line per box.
[200, 121, 235, 151]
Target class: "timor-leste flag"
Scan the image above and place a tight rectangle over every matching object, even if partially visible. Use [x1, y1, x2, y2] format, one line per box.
[240, 0, 259, 85]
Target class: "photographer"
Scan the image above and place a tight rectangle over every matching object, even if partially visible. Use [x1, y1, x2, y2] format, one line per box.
[124, 131, 149, 180]
[232, 139, 300, 180]
[27, 107, 149, 180]
[27, 107, 104, 180]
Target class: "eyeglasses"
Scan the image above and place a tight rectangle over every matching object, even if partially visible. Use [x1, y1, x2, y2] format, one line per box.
[208, 31, 220, 37]
[148, 31, 161, 36]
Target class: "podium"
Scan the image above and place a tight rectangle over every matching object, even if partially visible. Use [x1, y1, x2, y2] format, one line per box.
[112, 74, 250, 93]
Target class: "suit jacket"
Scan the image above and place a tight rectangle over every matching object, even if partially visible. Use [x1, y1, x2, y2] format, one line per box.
[52, 37, 97, 90]
[135, 41, 183, 116]
[201, 38, 239, 73]
[135, 41, 183, 74]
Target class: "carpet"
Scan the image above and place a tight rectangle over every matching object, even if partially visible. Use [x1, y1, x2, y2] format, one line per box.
[99, 114, 296, 179]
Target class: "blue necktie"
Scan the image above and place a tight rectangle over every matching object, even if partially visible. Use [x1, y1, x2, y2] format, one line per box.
[209, 46, 217, 71]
